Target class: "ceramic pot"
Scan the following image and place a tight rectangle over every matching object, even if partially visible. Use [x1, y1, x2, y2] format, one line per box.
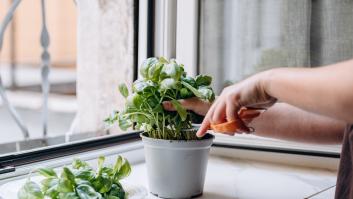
[140, 132, 214, 199]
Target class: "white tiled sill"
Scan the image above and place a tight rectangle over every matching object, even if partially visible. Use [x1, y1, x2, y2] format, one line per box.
[0, 142, 338, 199]
[0, 138, 337, 199]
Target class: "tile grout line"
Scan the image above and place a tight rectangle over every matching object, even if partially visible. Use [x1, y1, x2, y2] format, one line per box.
[305, 184, 336, 199]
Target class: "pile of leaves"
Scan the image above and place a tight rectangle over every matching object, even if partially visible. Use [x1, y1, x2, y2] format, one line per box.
[18, 156, 131, 199]
[105, 57, 215, 140]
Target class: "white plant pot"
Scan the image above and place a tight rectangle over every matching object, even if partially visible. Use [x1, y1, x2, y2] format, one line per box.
[141, 132, 214, 198]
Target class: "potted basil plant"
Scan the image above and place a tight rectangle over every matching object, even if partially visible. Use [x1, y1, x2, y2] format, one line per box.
[105, 57, 215, 198]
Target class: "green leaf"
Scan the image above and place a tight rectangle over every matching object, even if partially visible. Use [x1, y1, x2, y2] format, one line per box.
[57, 178, 74, 193]
[74, 168, 95, 181]
[171, 100, 187, 121]
[92, 173, 113, 193]
[18, 181, 44, 199]
[41, 177, 58, 192]
[180, 87, 193, 99]
[198, 87, 215, 101]
[108, 183, 125, 199]
[159, 56, 169, 64]
[62, 167, 76, 185]
[117, 113, 133, 131]
[113, 156, 123, 175]
[181, 81, 203, 98]
[97, 156, 105, 175]
[148, 63, 163, 82]
[140, 57, 158, 78]
[126, 93, 144, 108]
[38, 168, 58, 178]
[44, 184, 59, 198]
[195, 75, 212, 86]
[76, 184, 103, 199]
[72, 159, 90, 169]
[118, 84, 129, 98]
[59, 192, 80, 199]
[160, 63, 177, 79]
[132, 80, 156, 94]
[159, 78, 177, 91]
[105, 196, 120, 199]
[181, 76, 196, 87]
[114, 159, 131, 181]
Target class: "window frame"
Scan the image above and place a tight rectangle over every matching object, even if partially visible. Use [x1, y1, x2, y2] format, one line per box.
[0, 0, 341, 179]
[173, 0, 341, 158]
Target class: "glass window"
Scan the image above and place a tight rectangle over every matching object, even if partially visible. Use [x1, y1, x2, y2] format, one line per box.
[0, 0, 137, 157]
[198, 0, 351, 151]
[199, 0, 353, 93]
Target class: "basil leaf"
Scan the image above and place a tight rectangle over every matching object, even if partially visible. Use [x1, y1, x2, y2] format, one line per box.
[117, 113, 133, 131]
[57, 178, 74, 193]
[140, 57, 158, 78]
[113, 156, 123, 176]
[62, 167, 76, 185]
[97, 156, 105, 175]
[181, 76, 196, 87]
[38, 168, 57, 178]
[72, 159, 90, 169]
[118, 84, 129, 98]
[44, 184, 59, 198]
[108, 183, 125, 199]
[59, 192, 80, 199]
[180, 87, 193, 99]
[92, 173, 113, 193]
[181, 81, 203, 98]
[18, 181, 44, 199]
[195, 75, 212, 86]
[114, 159, 131, 181]
[74, 168, 95, 181]
[159, 78, 177, 91]
[171, 100, 187, 121]
[41, 177, 58, 192]
[105, 196, 120, 199]
[198, 86, 215, 101]
[76, 184, 103, 199]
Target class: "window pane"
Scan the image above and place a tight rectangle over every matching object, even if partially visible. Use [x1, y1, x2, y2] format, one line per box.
[0, 0, 136, 156]
[199, 0, 353, 93]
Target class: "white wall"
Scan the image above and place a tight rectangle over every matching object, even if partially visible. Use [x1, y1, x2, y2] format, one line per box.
[76, 0, 135, 134]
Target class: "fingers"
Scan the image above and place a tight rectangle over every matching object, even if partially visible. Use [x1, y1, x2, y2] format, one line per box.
[162, 101, 175, 111]
[163, 97, 211, 116]
[196, 118, 210, 137]
[226, 100, 237, 122]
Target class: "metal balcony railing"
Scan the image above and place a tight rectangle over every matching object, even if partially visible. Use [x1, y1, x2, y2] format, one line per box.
[0, 0, 51, 140]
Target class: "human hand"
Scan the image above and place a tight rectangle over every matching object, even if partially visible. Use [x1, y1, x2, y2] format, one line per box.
[197, 71, 276, 137]
[162, 97, 212, 116]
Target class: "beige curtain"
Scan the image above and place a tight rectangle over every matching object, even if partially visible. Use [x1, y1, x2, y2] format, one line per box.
[200, 0, 353, 93]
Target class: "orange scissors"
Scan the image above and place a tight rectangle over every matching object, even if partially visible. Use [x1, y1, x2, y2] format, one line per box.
[210, 107, 266, 133]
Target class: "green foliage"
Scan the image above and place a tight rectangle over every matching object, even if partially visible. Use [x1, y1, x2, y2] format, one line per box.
[106, 57, 215, 140]
[17, 156, 131, 199]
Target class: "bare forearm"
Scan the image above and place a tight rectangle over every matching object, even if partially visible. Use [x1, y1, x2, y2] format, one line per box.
[263, 59, 353, 123]
[250, 103, 345, 144]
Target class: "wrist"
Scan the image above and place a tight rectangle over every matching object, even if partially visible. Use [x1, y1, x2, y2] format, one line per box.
[260, 68, 278, 98]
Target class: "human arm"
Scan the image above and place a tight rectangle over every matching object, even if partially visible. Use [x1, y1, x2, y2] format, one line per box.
[163, 99, 345, 144]
[264, 59, 353, 124]
[250, 103, 345, 144]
